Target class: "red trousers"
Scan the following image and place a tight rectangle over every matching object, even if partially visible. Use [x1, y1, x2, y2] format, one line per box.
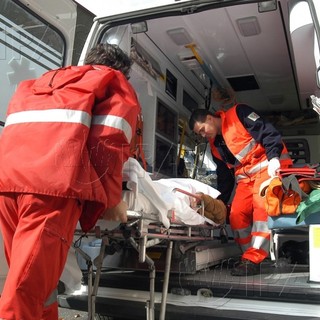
[0, 193, 82, 320]
[229, 169, 271, 264]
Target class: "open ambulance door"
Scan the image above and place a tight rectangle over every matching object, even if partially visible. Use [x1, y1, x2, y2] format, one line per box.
[0, 0, 93, 293]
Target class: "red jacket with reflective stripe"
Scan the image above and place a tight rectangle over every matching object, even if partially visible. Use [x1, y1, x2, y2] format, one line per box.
[0, 65, 141, 232]
[209, 105, 292, 181]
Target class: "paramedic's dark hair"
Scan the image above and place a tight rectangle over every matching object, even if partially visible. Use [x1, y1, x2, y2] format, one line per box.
[212, 86, 232, 101]
[189, 109, 216, 131]
[84, 43, 133, 79]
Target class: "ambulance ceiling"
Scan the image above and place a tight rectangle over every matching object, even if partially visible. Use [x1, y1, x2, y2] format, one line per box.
[129, 0, 317, 114]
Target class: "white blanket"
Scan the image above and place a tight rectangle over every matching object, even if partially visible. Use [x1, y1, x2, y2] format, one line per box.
[122, 158, 221, 228]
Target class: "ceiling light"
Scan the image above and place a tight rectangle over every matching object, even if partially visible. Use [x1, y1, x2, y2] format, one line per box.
[167, 28, 193, 45]
[237, 17, 261, 37]
[131, 21, 148, 34]
[258, 0, 277, 13]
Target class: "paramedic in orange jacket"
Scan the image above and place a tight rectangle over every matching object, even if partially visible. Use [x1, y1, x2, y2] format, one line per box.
[0, 43, 141, 320]
[189, 105, 292, 276]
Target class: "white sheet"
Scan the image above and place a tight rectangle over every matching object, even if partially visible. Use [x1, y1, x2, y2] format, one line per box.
[122, 158, 221, 228]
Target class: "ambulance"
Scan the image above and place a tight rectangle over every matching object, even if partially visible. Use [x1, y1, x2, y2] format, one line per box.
[1, 0, 320, 319]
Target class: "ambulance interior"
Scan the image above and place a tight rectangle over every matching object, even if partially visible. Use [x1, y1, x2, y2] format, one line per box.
[2, 0, 320, 319]
[55, 1, 320, 318]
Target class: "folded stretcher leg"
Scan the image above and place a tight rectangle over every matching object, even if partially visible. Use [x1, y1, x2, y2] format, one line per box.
[73, 207, 235, 320]
[74, 221, 165, 320]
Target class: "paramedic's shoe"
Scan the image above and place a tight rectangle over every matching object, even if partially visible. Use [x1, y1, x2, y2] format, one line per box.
[231, 259, 260, 276]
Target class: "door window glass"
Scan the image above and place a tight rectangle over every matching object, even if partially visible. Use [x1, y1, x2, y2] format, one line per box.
[0, 0, 65, 123]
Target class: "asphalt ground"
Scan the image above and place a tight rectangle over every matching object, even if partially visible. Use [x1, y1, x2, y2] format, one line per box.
[58, 307, 88, 320]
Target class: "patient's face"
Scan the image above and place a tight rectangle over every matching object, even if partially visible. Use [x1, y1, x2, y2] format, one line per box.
[189, 196, 198, 209]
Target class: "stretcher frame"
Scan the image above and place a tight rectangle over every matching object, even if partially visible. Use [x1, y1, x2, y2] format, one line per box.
[74, 188, 229, 320]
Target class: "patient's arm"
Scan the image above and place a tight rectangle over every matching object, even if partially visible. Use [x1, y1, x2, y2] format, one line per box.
[102, 200, 128, 223]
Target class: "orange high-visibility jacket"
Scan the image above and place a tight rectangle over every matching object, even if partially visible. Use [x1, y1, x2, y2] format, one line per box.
[0, 65, 141, 232]
[209, 105, 292, 182]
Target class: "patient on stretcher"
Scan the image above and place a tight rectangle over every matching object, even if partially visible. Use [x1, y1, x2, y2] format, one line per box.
[61, 158, 227, 293]
[121, 157, 227, 227]
[191, 192, 227, 224]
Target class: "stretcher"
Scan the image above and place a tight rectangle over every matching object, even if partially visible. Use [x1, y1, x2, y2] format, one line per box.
[73, 158, 240, 320]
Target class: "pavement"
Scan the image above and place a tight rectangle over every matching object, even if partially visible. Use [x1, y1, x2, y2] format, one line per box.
[58, 307, 88, 320]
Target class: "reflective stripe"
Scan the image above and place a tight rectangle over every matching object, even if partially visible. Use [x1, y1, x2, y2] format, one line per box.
[235, 139, 256, 161]
[236, 174, 247, 182]
[234, 222, 270, 252]
[252, 234, 270, 252]
[252, 220, 270, 233]
[5, 109, 92, 128]
[233, 225, 251, 240]
[4, 110, 133, 143]
[247, 159, 269, 175]
[252, 221, 270, 251]
[92, 114, 132, 143]
[233, 226, 251, 252]
[236, 159, 269, 181]
[236, 154, 290, 181]
[44, 288, 57, 307]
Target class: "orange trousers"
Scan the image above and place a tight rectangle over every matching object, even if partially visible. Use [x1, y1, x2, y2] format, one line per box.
[0, 193, 82, 320]
[229, 169, 271, 264]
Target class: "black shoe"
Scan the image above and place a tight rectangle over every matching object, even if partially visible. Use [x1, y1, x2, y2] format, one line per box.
[231, 259, 260, 276]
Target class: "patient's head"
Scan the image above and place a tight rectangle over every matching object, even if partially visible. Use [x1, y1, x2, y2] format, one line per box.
[192, 192, 227, 224]
[189, 192, 204, 210]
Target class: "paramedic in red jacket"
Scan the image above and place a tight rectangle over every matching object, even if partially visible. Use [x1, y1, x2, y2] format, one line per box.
[0, 43, 141, 320]
[189, 105, 292, 276]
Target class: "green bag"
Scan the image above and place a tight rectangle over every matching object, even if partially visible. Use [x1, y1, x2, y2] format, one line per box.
[296, 189, 320, 224]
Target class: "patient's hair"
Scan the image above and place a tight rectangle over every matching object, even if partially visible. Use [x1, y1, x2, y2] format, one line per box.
[84, 43, 133, 79]
[188, 109, 215, 131]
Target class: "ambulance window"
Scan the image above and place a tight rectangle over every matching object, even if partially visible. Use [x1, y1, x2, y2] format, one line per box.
[100, 25, 132, 57]
[156, 99, 178, 142]
[165, 69, 178, 101]
[0, 0, 66, 122]
[1, 0, 65, 67]
[183, 90, 198, 112]
[155, 137, 177, 177]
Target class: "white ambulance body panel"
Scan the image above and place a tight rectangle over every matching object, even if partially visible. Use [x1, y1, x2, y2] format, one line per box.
[0, 0, 79, 292]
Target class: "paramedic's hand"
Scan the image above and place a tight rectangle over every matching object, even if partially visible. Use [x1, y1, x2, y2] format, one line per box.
[267, 157, 280, 177]
[103, 200, 128, 223]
